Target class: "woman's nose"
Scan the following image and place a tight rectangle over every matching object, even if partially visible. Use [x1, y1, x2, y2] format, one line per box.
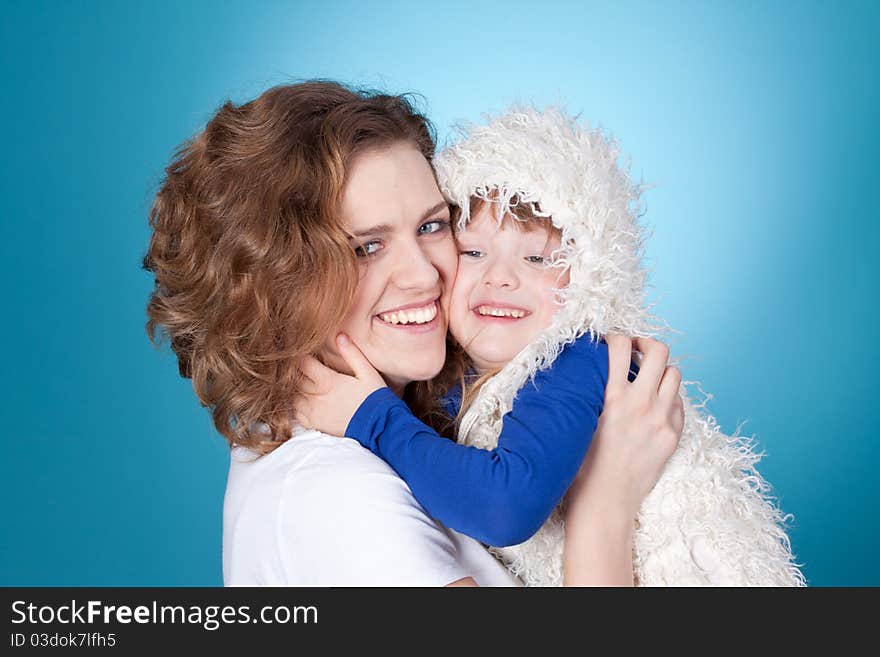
[394, 242, 440, 291]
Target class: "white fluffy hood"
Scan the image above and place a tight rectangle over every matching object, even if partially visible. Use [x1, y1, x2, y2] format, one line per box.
[435, 106, 657, 346]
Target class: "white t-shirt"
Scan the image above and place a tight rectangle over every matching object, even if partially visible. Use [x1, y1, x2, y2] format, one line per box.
[222, 427, 520, 587]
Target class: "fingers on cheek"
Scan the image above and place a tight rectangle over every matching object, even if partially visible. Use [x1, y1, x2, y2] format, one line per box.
[300, 376, 331, 396]
[311, 368, 329, 390]
[298, 356, 320, 382]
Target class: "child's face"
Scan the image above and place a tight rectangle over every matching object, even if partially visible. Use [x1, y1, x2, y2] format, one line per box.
[449, 204, 569, 373]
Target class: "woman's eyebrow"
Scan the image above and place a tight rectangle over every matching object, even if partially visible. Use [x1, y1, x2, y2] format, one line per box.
[349, 202, 448, 239]
[348, 224, 393, 239]
[420, 201, 449, 220]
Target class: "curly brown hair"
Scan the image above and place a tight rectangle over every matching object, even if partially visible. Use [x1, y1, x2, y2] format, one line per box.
[144, 81, 436, 452]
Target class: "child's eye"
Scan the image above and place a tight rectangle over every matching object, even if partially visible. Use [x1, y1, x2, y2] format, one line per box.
[525, 255, 546, 264]
[459, 249, 484, 259]
[354, 240, 383, 257]
[418, 219, 450, 235]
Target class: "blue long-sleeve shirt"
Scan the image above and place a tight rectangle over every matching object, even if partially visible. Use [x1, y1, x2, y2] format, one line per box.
[345, 334, 609, 547]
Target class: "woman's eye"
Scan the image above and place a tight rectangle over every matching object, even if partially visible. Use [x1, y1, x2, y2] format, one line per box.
[418, 219, 450, 235]
[459, 250, 484, 258]
[354, 240, 383, 257]
[525, 255, 546, 264]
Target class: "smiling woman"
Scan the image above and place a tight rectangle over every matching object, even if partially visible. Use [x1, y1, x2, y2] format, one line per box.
[144, 81, 518, 586]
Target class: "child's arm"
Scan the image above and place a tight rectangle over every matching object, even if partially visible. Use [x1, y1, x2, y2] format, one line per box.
[298, 333, 608, 547]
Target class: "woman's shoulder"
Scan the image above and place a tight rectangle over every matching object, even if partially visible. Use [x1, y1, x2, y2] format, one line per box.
[227, 428, 415, 512]
[224, 429, 476, 586]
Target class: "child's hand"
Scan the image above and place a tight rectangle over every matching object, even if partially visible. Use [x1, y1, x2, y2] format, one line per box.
[566, 335, 684, 520]
[295, 334, 387, 438]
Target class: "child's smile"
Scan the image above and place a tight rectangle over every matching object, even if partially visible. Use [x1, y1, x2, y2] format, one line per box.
[473, 304, 530, 319]
[449, 203, 569, 373]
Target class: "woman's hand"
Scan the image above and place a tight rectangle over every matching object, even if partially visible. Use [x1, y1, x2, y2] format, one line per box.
[570, 335, 684, 517]
[563, 335, 684, 586]
[295, 334, 387, 438]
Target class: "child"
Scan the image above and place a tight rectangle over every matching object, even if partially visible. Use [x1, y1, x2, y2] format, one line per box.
[301, 107, 805, 586]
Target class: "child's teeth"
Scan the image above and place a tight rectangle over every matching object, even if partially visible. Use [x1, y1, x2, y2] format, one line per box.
[477, 305, 525, 317]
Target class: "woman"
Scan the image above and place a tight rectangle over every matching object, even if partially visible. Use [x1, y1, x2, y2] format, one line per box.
[144, 81, 681, 585]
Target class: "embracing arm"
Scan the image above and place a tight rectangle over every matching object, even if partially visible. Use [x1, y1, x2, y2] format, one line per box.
[562, 336, 684, 586]
[298, 333, 608, 547]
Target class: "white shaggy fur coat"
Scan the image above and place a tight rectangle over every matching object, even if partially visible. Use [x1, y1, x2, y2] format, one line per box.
[433, 108, 806, 586]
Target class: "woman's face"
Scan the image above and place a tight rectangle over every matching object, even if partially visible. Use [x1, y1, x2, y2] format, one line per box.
[324, 142, 457, 393]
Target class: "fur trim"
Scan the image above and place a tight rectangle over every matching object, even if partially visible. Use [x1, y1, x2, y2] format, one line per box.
[434, 107, 805, 586]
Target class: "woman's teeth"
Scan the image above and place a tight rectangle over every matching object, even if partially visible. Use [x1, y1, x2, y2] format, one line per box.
[379, 303, 438, 325]
[476, 306, 526, 318]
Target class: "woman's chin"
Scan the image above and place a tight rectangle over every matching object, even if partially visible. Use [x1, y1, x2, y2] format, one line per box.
[381, 359, 446, 391]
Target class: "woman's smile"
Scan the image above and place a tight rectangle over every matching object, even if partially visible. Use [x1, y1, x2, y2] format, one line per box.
[376, 298, 440, 329]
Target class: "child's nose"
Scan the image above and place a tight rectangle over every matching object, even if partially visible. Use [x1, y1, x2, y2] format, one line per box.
[483, 259, 518, 289]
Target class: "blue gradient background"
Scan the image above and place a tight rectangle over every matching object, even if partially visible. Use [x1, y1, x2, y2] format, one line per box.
[1, 1, 877, 586]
